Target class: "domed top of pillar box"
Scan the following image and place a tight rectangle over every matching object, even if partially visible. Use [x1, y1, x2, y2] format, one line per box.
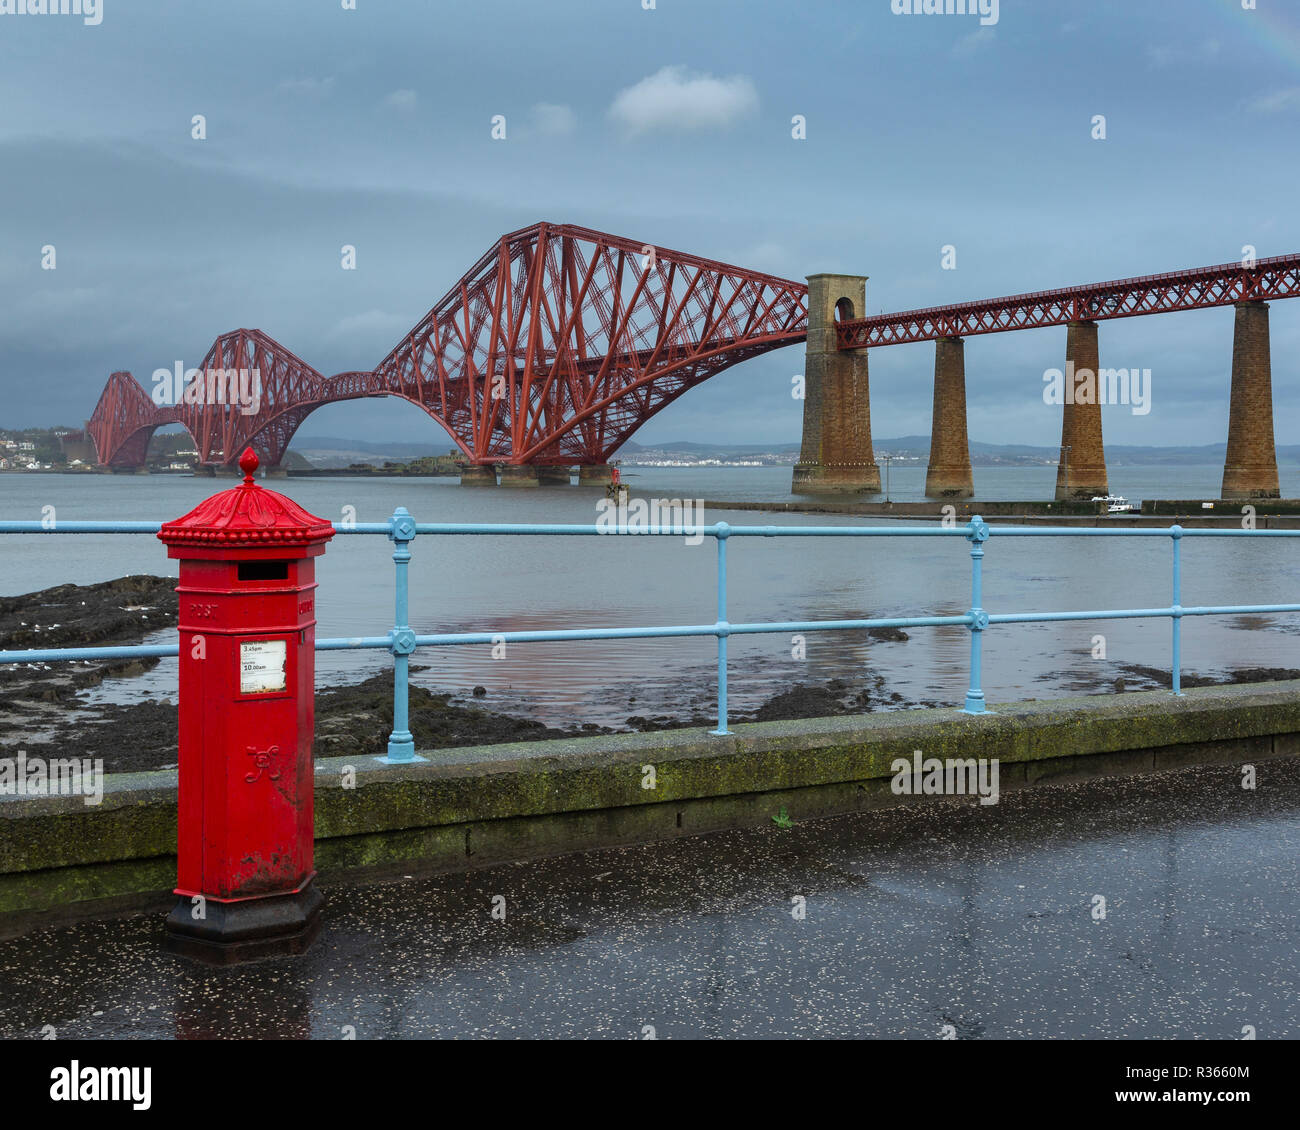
[157, 447, 335, 561]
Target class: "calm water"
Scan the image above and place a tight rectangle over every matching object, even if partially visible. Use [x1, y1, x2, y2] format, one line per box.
[1, 466, 1298, 727]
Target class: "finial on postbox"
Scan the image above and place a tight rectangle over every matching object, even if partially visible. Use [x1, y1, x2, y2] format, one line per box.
[239, 447, 259, 485]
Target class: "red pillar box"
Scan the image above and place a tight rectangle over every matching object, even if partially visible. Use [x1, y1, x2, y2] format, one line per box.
[157, 448, 334, 964]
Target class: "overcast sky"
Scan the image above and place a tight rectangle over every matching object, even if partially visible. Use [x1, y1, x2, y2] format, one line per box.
[2, 0, 1298, 450]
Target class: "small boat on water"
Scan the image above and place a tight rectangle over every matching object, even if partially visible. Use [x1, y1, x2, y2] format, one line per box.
[1091, 494, 1135, 514]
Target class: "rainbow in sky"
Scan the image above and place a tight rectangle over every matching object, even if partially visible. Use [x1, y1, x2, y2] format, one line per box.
[1207, 0, 1300, 70]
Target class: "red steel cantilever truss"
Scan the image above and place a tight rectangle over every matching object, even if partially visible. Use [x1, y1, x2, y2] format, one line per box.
[87, 329, 380, 469]
[95, 229, 1297, 469]
[836, 253, 1300, 348]
[372, 222, 808, 465]
[87, 223, 810, 468]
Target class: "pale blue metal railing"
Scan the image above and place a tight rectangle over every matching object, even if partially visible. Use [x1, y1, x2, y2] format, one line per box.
[2, 513, 1299, 765]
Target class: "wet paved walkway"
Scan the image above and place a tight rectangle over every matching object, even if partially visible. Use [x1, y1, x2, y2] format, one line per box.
[2, 758, 1298, 1039]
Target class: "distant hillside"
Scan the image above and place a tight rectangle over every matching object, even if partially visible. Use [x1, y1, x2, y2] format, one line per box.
[292, 433, 1300, 468]
[621, 440, 800, 456]
[280, 450, 315, 470]
[630, 437, 1300, 466]
[289, 436, 460, 469]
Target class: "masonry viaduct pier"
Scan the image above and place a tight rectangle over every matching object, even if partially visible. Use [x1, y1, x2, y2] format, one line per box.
[84, 225, 1298, 500]
[800, 254, 1299, 501]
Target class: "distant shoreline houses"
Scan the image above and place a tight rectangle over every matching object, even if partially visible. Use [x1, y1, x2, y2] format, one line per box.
[0, 436, 43, 471]
[0, 428, 203, 473]
[623, 458, 774, 467]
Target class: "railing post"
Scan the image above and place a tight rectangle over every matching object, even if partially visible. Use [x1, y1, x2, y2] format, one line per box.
[378, 507, 425, 764]
[710, 522, 732, 736]
[1170, 524, 1183, 696]
[962, 515, 992, 714]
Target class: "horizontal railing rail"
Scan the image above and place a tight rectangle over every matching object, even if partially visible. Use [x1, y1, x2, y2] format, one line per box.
[2, 514, 1297, 762]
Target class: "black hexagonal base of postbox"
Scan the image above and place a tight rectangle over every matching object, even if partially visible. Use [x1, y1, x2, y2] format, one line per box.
[163, 881, 323, 966]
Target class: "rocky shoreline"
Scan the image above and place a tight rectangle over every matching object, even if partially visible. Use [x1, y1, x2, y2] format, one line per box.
[0, 576, 920, 773]
[1, 576, 1296, 775]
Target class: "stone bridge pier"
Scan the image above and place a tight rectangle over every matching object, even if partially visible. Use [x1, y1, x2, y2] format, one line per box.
[1222, 300, 1280, 499]
[925, 336, 974, 498]
[1055, 320, 1109, 500]
[792, 274, 880, 494]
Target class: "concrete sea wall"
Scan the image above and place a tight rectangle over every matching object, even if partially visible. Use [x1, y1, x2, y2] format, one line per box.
[3, 681, 1299, 934]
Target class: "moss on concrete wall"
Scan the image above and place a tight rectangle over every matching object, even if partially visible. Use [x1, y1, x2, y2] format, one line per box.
[3, 681, 1298, 922]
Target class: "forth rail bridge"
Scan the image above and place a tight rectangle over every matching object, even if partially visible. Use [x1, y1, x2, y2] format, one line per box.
[85, 222, 1300, 500]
